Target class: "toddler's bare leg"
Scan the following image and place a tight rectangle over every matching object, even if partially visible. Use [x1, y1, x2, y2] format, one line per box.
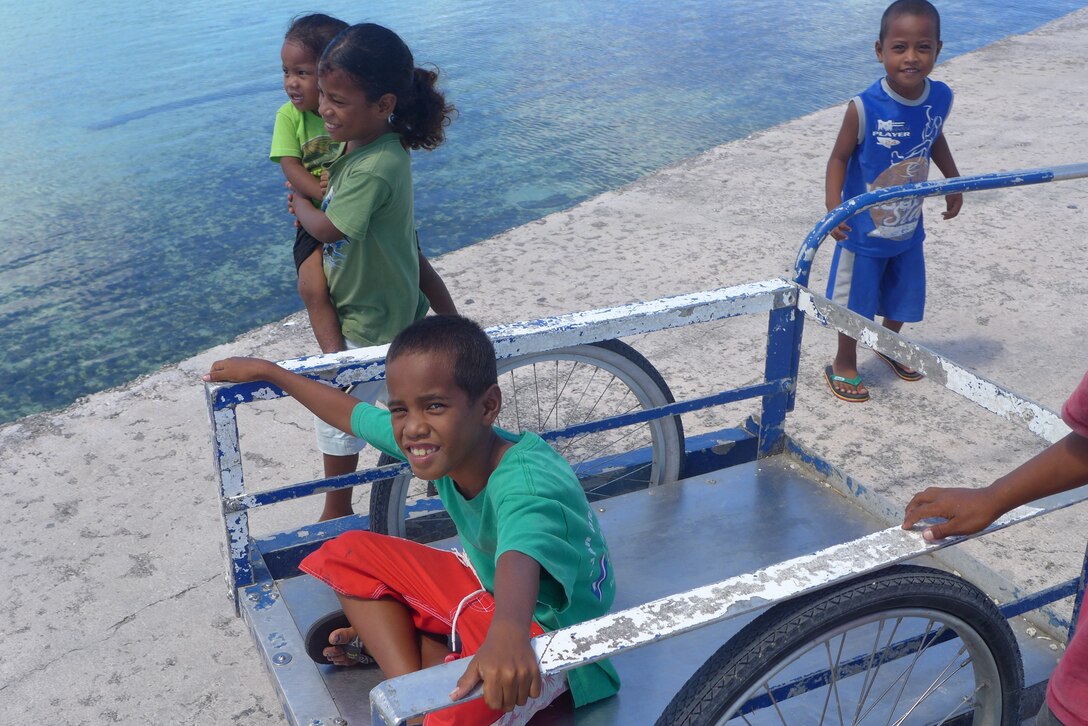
[298, 249, 344, 354]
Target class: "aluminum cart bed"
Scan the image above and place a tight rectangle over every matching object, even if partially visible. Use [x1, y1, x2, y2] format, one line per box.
[205, 162, 1088, 725]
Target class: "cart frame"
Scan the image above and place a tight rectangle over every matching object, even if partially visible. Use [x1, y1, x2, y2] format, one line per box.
[203, 163, 1088, 725]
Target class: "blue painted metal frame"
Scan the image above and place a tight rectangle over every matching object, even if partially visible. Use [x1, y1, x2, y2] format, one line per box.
[759, 305, 796, 456]
[222, 379, 791, 516]
[205, 281, 800, 603]
[206, 163, 1088, 718]
[786, 161, 1088, 646]
[785, 162, 1088, 412]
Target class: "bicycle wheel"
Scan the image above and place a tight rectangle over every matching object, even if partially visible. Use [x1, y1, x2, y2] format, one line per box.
[369, 339, 685, 541]
[656, 565, 1022, 726]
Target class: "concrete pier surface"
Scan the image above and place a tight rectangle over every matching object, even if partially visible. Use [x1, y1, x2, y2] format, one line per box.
[3, 9, 1087, 723]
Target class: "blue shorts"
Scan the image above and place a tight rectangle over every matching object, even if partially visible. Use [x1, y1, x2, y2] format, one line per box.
[826, 243, 925, 323]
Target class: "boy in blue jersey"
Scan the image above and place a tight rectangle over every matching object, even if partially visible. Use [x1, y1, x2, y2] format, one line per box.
[824, 0, 962, 402]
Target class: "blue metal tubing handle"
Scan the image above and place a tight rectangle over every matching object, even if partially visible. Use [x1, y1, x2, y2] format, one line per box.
[792, 162, 1088, 286]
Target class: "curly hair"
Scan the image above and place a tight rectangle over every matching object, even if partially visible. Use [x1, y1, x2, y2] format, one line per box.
[284, 13, 348, 60]
[319, 23, 456, 150]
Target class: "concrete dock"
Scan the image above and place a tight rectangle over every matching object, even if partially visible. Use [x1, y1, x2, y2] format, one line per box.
[2, 9, 1087, 723]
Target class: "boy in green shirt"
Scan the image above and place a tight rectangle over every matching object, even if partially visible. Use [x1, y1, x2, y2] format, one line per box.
[204, 315, 619, 724]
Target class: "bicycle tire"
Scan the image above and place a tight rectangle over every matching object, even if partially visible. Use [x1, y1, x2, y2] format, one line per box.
[369, 339, 685, 541]
[656, 565, 1022, 726]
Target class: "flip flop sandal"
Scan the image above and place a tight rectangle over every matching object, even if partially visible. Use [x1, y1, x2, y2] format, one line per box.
[304, 611, 376, 666]
[824, 365, 870, 403]
[875, 352, 924, 382]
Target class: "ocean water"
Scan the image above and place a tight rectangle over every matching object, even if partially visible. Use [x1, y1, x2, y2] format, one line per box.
[1, 0, 1084, 424]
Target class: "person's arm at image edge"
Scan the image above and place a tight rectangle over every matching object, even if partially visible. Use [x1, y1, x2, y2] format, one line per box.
[903, 431, 1088, 540]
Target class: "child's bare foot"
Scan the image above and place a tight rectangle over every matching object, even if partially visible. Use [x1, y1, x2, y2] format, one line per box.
[824, 364, 870, 402]
[322, 625, 363, 666]
[304, 611, 375, 666]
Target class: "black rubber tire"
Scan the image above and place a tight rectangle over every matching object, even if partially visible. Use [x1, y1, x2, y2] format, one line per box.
[656, 565, 1023, 726]
[368, 452, 425, 537]
[368, 339, 685, 541]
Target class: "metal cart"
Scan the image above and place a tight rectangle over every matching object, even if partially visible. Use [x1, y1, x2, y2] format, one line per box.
[205, 163, 1088, 725]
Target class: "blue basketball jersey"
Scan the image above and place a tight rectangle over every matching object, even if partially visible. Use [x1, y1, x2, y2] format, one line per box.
[840, 78, 953, 257]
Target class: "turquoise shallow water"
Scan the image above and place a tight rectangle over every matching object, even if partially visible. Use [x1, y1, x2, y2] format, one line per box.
[1, 0, 1085, 424]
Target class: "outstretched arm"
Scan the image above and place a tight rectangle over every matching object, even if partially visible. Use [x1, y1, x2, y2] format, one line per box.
[825, 102, 860, 241]
[902, 431, 1088, 541]
[450, 551, 542, 712]
[204, 357, 358, 434]
[929, 132, 963, 220]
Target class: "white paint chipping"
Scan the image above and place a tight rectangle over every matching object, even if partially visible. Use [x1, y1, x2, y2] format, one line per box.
[273, 280, 794, 379]
[943, 364, 1070, 443]
[796, 288, 1070, 443]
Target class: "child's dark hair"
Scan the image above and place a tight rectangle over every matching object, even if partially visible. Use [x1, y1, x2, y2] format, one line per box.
[284, 13, 349, 60]
[387, 315, 496, 401]
[880, 0, 940, 41]
[319, 23, 456, 151]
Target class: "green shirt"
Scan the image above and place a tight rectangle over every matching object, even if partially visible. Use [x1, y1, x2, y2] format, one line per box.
[351, 403, 621, 707]
[268, 102, 343, 200]
[322, 133, 428, 346]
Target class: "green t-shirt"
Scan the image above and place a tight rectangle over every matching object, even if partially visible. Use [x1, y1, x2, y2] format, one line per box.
[321, 133, 429, 346]
[268, 102, 343, 202]
[351, 403, 621, 707]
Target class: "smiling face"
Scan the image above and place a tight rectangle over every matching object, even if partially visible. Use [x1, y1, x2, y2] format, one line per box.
[281, 41, 320, 112]
[317, 67, 395, 145]
[875, 12, 942, 99]
[386, 350, 502, 488]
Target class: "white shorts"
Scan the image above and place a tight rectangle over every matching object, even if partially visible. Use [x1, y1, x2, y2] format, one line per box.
[313, 337, 386, 456]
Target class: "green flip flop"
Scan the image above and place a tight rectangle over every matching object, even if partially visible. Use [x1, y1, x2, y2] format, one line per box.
[824, 365, 869, 402]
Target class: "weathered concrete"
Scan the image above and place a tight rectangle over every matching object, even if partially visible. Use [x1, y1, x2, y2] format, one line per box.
[2, 9, 1087, 723]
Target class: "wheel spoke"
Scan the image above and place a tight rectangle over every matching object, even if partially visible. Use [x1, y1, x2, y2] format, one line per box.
[506, 370, 522, 432]
[818, 635, 848, 726]
[554, 400, 644, 460]
[892, 642, 971, 725]
[539, 360, 579, 430]
[532, 364, 542, 430]
[762, 683, 787, 725]
[690, 587, 1017, 726]
[880, 622, 945, 722]
[849, 617, 890, 724]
